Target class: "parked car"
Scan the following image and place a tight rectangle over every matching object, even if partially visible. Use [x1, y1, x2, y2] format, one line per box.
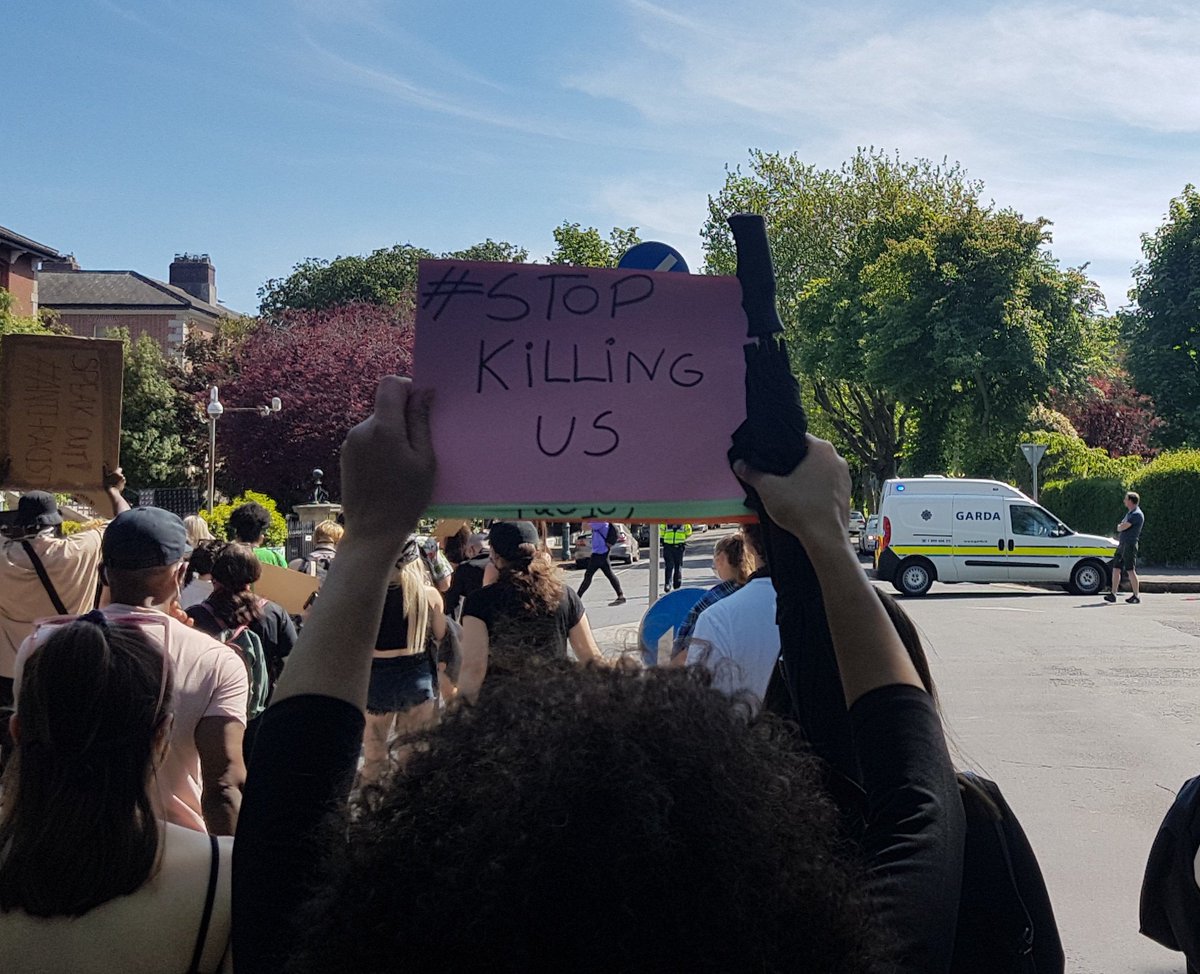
[848, 510, 866, 542]
[573, 525, 640, 567]
[858, 515, 880, 555]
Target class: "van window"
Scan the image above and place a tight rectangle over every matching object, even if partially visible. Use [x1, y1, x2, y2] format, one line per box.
[1009, 505, 1062, 538]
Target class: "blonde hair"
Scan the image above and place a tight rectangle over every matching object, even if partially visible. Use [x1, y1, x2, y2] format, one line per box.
[391, 559, 431, 651]
[183, 515, 213, 547]
[313, 520, 344, 547]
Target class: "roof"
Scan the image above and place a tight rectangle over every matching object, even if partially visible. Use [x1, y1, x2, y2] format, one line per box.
[0, 225, 62, 261]
[38, 270, 230, 319]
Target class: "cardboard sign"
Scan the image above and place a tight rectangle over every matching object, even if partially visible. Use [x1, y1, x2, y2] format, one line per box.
[413, 260, 749, 521]
[253, 561, 320, 616]
[0, 335, 123, 491]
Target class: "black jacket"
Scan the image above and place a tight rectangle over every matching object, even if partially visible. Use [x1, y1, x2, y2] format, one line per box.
[1141, 775, 1200, 970]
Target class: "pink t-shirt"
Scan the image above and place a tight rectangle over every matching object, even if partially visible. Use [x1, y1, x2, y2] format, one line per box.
[15, 603, 249, 833]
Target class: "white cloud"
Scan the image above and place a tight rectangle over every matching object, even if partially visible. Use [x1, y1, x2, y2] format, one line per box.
[566, 0, 1200, 307]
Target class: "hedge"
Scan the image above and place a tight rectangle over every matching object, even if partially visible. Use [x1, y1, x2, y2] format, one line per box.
[199, 490, 288, 547]
[1129, 451, 1200, 565]
[1039, 451, 1200, 565]
[1039, 478, 1126, 538]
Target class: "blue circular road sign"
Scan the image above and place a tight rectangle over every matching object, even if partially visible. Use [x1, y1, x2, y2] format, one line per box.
[616, 241, 690, 274]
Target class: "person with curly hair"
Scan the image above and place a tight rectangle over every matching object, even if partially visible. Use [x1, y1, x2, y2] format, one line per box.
[232, 378, 965, 974]
[456, 520, 601, 701]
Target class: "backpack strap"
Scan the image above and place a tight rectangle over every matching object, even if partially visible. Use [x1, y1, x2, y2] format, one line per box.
[20, 541, 68, 615]
[186, 834, 221, 974]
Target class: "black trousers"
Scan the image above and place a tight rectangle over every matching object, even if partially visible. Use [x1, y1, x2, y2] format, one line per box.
[663, 543, 686, 590]
[577, 552, 623, 598]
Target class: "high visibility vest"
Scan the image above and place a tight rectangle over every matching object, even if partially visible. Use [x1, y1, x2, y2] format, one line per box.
[659, 524, 692, 546]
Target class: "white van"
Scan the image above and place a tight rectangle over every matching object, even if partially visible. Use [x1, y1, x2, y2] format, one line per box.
[874, 477, 1118, 597]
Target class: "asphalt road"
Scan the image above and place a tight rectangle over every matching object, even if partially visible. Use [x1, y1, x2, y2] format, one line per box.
[571, 537, 1199, 972]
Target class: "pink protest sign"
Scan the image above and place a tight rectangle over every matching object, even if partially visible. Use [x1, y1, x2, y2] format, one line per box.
[412, 260, 749, 522]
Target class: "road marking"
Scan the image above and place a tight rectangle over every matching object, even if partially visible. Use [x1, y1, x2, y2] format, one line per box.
[972, 606, 1042, 612]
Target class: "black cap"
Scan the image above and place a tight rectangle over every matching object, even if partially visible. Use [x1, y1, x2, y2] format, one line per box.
[102, 508, 191, 570]
[16, 491, 63, 529]
[488, 521, 540, 561]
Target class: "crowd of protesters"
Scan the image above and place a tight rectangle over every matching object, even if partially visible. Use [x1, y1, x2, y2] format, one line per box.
[2, 375, 1199, 973]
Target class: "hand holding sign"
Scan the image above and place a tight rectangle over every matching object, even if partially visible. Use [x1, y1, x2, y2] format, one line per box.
[413, 260, 749, 521]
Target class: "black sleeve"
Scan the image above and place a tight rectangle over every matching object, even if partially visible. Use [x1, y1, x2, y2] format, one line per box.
[461, 587, 491, 627]
[233, 694, 364, 974]
[272, 604, 298, 660]
[186, 603, 221, 638]
[444, 565, 467, 618]
[562, 587, 584, 630]
[849, 684, 965, 974]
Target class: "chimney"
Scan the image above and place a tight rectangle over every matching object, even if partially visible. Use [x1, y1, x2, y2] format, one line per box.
[41, 254, 80, 273]
[169, 253, 216, 305]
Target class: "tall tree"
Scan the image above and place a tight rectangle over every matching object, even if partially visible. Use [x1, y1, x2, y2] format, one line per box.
[1123, 185, 1200, 446]
[1057, 374, 1163, 458]
[119, 334, 190, 488]
[703, 149, 1110, 480]
[214, 303, 414, 505]
[257, 240, 527, 315]
[546, 223, 641, 267]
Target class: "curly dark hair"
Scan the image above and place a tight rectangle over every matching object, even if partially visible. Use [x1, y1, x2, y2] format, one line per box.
[495, 543, 563, 616]
[286, 663, 887, 973]
[184, 539, 227, 587]
[228, 502, 271, 544]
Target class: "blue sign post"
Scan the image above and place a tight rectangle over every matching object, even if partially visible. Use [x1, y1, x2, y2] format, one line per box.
[617, 240, 689, 608]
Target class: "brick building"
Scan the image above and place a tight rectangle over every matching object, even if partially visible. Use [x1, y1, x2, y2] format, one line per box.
[39, 253, 231, 356]
[0, 225, 63, 316]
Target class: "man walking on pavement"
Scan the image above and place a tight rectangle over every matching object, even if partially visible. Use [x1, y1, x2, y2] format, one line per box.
[660, 523, 692, 592]
[576, 520, 626, 605]
[1106, 491, 1144, 604]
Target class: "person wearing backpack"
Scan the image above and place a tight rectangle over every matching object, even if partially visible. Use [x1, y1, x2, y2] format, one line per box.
[187, 543, 297, 763]
[288, 520, 342, 580]
[575, 521, 626, 605]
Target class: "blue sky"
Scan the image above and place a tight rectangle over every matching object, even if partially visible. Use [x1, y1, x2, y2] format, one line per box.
[8, 0, 1198, 314]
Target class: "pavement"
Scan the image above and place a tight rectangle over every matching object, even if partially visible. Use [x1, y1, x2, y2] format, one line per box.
[567, 534, 1200, 971]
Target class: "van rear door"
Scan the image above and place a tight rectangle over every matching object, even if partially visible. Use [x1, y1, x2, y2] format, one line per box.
[951, 495, 1009, 582]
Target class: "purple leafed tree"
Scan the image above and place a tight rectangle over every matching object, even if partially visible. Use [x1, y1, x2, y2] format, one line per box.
[217, 303, 414, 506]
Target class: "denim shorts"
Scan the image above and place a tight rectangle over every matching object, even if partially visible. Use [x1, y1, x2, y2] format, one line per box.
[367, 653, 436, 714]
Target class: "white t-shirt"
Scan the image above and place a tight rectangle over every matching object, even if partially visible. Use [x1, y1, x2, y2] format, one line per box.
[180, 577, 214, 608]
[15, 603, 249, 832]
[0, 823, 231, 973]
[686, 577, 779, 714]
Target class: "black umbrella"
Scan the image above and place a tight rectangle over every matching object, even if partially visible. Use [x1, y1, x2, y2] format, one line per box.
[726, 213, 859, 784]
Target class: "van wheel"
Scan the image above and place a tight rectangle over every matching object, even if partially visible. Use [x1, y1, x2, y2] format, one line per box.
[1069, 560, 1105, 596]
[893, 558, 934, 597]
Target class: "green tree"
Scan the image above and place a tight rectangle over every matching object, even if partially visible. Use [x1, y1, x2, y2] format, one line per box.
[1122, 185, 1200, 446]
[703, 149, 1110, 481]
[546, 223, 641, 267]
[119, 333, 190, 488]
[257, 240, 529, 315]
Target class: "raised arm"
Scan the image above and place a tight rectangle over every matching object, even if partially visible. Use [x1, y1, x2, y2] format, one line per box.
[103, 466, 131, 518]
[735, 441, 921, 705]
[270, 378, 435, 709]
[234, 378, 435, 973]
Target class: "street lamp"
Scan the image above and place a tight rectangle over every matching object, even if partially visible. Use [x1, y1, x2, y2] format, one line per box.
[206, 385, 282, 514]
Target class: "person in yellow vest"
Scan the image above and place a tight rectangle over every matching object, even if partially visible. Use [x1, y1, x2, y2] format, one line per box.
[659, 523, 693, 592]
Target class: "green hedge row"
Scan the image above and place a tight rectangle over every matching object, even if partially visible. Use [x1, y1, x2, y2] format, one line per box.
[1039, 478, 1126, 539]
[1040, 450, 1200, 564]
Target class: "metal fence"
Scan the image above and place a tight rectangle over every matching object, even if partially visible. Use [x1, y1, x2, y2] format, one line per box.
[136, 488, 201, 519]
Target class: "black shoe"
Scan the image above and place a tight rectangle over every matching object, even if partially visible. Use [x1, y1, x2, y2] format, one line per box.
[611, 596, 626, 606]
[1103, 593, 1116, 603]
[1126, 596, 1141, 604]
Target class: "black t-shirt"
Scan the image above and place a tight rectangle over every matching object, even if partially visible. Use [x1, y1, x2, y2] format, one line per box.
[461, 581, 584, 662]
[232, 683, 962, 974]
[444, 557, 488, 619]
